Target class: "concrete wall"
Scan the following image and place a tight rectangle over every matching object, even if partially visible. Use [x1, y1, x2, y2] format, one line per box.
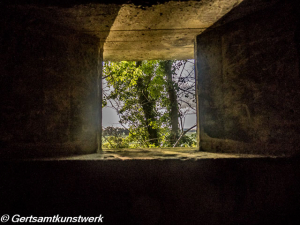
[0, 6, 102, 157]
[195, 0, 300, 155]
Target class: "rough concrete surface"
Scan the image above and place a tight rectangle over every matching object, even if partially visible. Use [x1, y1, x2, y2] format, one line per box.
[1, 0, 300, 157]
[1, 0, 300, 224]
[195, 0, 300, 155]
[104, 0, 243, 61]
[1, 158, 300, 224]
[0, 6, 101, 155]
[32, 148, 267, 161]
[3, 0, 244, 61]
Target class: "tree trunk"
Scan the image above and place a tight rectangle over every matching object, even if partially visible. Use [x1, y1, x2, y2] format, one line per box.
[136, 61, 159, 146]
[163, 60, 179, 145]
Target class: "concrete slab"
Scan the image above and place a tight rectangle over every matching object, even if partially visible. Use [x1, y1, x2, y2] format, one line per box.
[103, 0, 244, 61]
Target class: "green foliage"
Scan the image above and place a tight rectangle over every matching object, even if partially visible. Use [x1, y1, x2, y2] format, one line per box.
[102, 126, 130, 149]
[102, 136, 129, 149]
[177, 133, 197, 147]
[103, 60, 196, 148]
[104, 60, 173, 147]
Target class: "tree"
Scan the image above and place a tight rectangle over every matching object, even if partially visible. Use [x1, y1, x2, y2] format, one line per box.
[136, 61, 159, 146]
[103, 60, 169, 147]
[159, 60, 179, 145]
[173, 60, 196, 133]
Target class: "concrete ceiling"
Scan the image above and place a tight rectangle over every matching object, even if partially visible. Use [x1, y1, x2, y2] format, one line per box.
[53, 0, 244, 61]
[103, 0, 244, 61]
[10, 0, 247, 61]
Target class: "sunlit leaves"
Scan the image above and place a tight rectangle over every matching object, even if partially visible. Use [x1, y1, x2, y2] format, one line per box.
[103, 59, 196, 147]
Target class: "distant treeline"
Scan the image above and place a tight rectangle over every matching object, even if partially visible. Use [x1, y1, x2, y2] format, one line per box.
[103, 126, 196, 137]
[102, 126, 129, 136]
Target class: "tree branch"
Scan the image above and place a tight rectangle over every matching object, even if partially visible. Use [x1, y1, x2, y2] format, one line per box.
[179, 99, 196, 110]
[173, 124, 197, 147]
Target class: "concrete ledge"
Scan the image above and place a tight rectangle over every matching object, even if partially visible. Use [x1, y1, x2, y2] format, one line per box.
[0, 142, 97, 159]
[0, 147, 270, 161]
[201, 137, 299, 156]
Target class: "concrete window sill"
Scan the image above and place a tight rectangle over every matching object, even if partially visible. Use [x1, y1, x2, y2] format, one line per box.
[35, 147, 270, 161]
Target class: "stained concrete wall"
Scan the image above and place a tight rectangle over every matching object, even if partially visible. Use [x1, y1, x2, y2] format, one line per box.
[195, 0, 300, 155]
[0, 6, 102, 157]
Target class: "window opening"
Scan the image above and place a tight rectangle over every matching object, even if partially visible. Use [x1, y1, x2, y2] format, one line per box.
[102, 60, 196, 150]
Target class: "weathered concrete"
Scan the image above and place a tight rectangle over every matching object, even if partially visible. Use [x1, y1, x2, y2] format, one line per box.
[0, 0, 252, 156]
[2, 0, 245, 61]
[0, 6, 105, 156]
[195, 0, 300, 156]
[7, 148, 267, 160]
[104, 0, 244, 61]
[1, 1, 300, 223]
[0, 0, 248, 155]
[1, 0, 300, 157]
[1, 158, 300, 224]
